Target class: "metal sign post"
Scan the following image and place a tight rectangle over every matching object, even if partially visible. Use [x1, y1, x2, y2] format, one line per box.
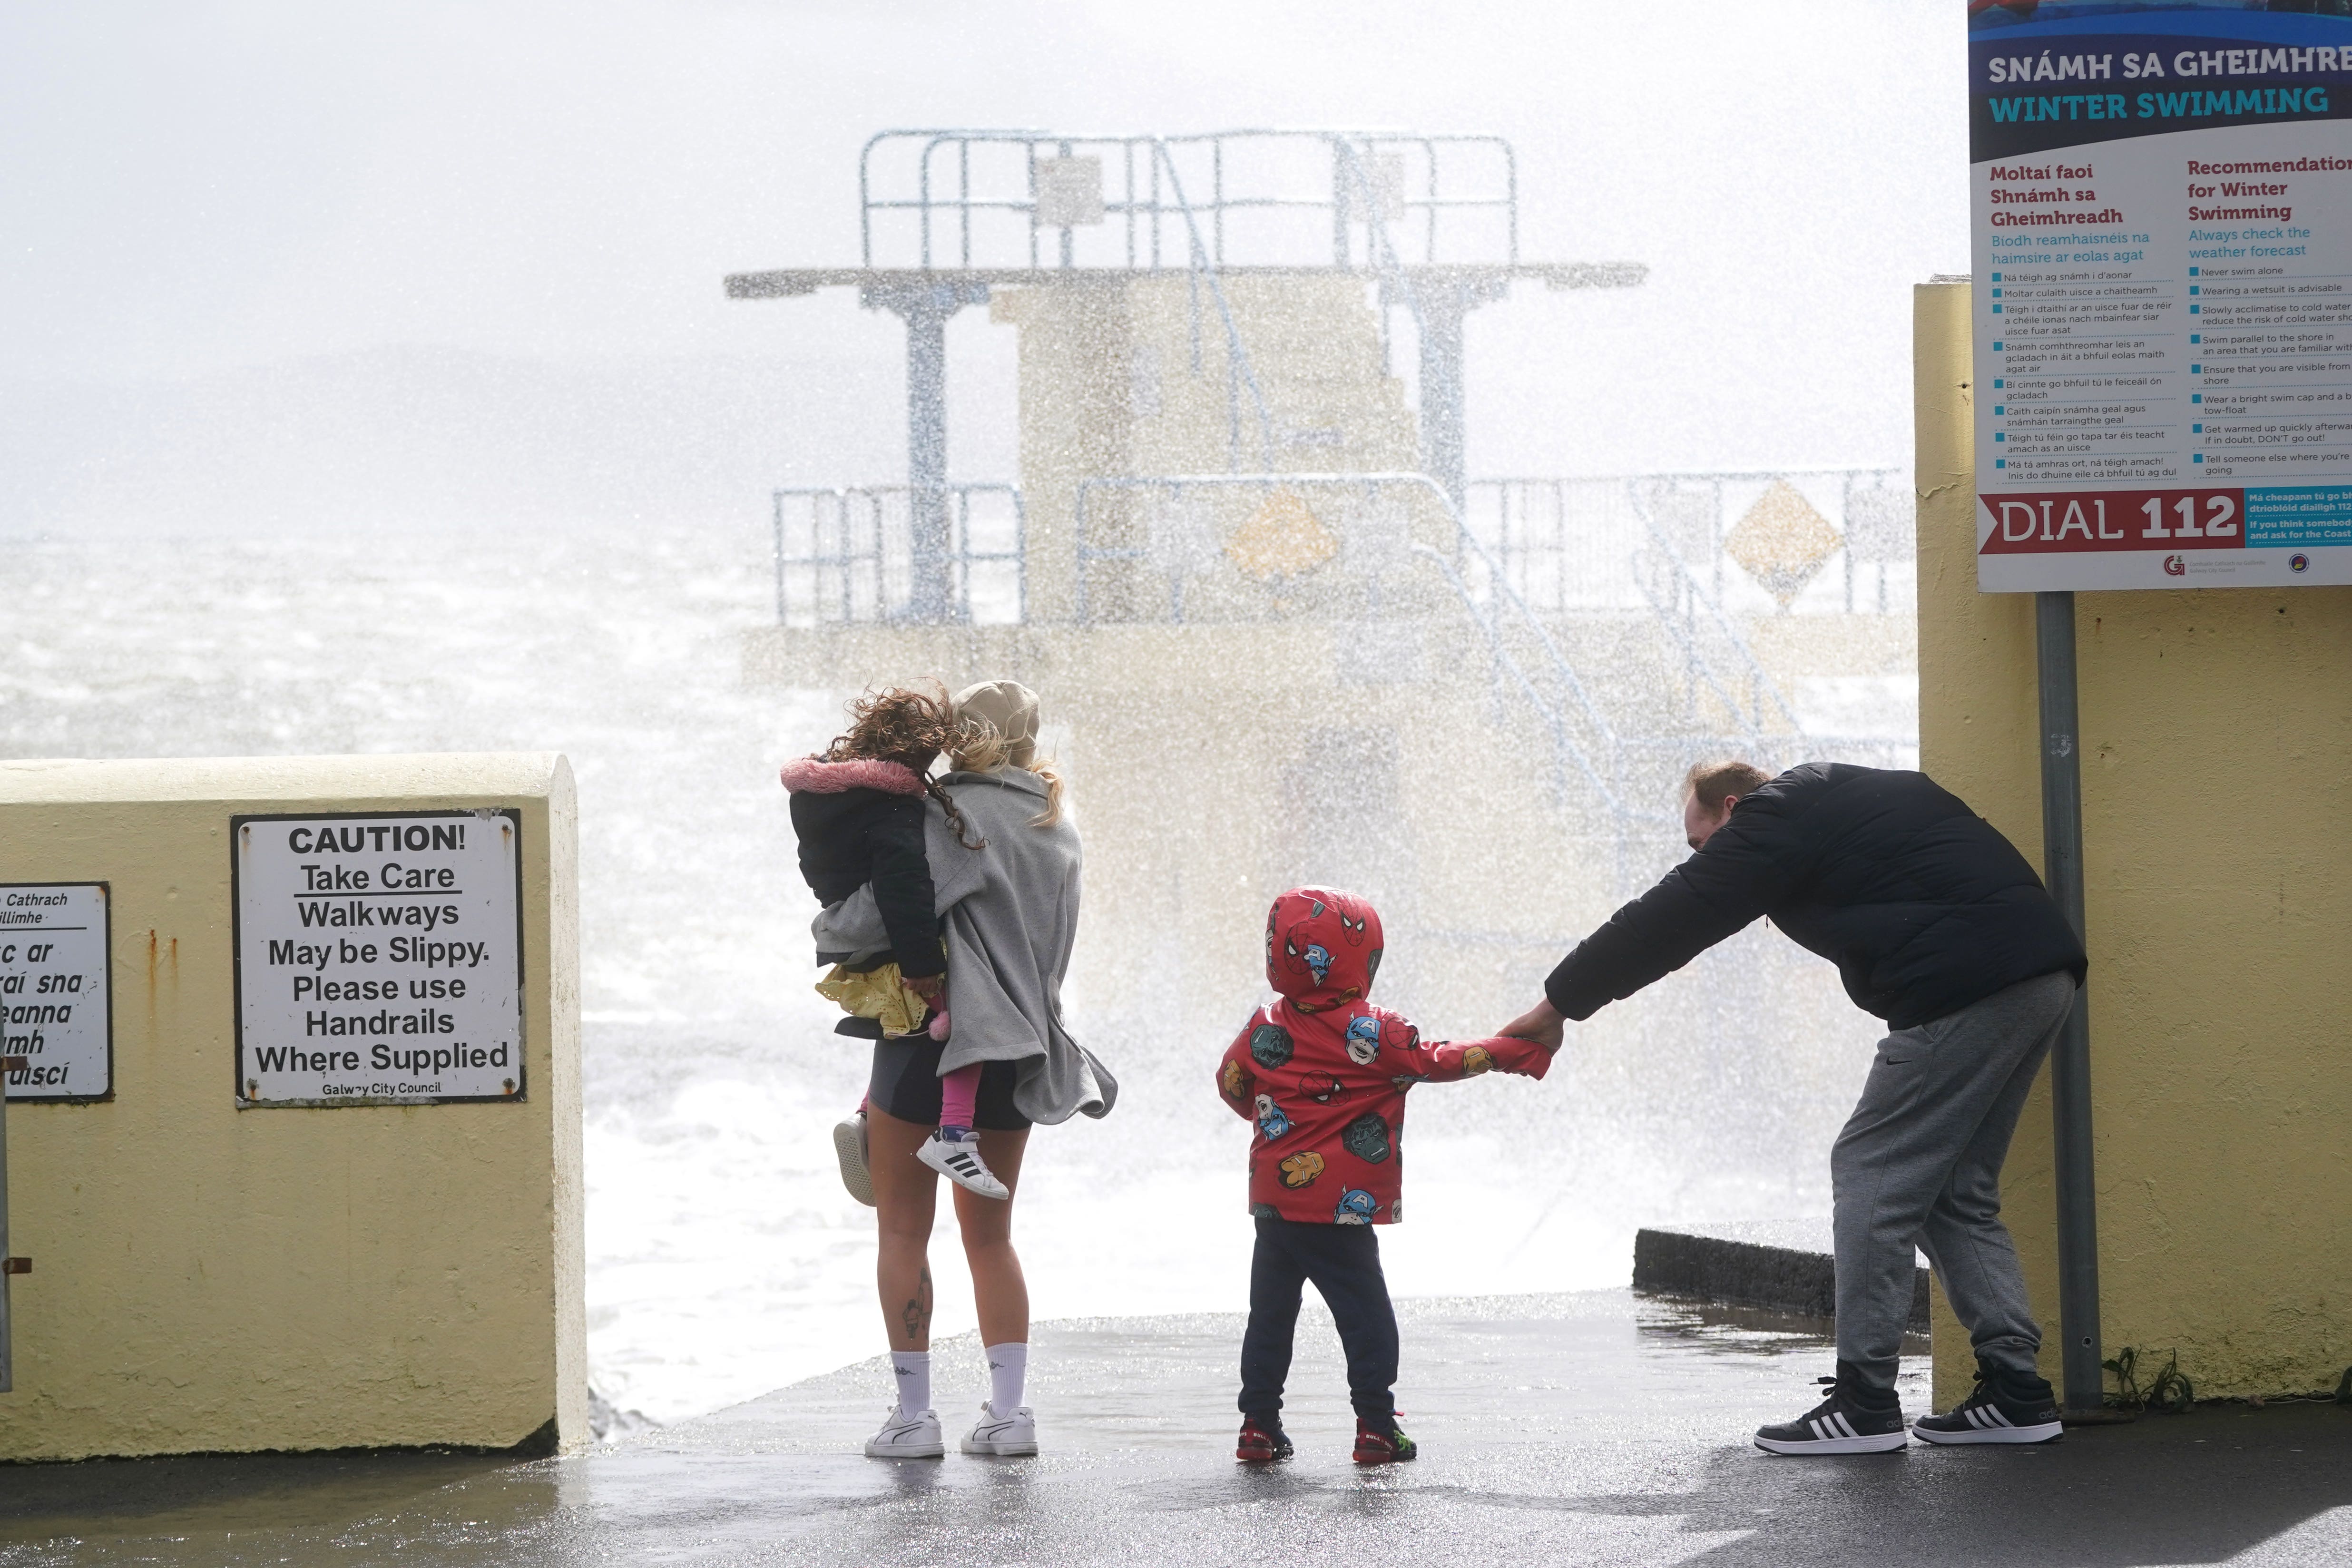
[2035, 592, 2103, 1414]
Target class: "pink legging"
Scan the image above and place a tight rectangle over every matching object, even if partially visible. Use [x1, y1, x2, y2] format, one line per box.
[938, 1062, 982, 1130]
[859, 1061, 983, 1132]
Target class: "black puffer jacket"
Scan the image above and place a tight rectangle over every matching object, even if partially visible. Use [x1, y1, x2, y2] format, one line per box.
[1546, 764, 2085, 1029]
[781, 756, 945, 980]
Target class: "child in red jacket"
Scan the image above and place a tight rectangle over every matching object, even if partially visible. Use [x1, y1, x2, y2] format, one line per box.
[1215, 886, 1553, 1465]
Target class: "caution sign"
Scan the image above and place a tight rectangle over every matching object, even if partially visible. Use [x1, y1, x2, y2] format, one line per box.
[233, 811, 526, 1106]
[0, 883, 112, 1102]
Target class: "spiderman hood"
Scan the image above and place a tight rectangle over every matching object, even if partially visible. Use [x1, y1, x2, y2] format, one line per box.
[1264, 887, 1383, 1013]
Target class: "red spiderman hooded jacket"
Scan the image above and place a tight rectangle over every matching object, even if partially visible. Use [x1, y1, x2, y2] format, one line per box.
[1215, 887, 1551, 1225]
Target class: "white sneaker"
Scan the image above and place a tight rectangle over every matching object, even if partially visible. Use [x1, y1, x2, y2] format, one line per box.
[833, 1112, 874, 1207]
[918, 1132, 1009, 1199]
[960, 1402, 1038, 1457]
[864, 1405, 944, 1459]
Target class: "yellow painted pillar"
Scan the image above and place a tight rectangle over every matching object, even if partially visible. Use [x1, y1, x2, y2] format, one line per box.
[1915, 277, 2352, 1409]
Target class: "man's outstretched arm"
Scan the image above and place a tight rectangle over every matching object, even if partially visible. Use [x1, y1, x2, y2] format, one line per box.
[1514, 803, 1799, 1031]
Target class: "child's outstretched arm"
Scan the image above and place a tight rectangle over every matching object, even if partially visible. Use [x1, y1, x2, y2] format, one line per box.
[1392, 1028, 1554, 1085]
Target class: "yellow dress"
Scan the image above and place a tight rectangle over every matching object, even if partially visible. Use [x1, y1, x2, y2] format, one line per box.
[814, 962, 928, 1037]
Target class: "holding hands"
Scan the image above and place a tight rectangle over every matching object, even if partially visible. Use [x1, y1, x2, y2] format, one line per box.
[1497, 997, 1567, 1055]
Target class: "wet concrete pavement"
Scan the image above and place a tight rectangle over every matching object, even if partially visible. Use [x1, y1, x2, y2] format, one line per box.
[3, 1289, 2348, 1566]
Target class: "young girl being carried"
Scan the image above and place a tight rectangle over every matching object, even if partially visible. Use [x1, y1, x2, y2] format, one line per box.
[781, 686, 1009, 1202]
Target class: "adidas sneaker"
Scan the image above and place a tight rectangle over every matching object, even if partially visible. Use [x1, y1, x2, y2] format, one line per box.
[918, 1131, 1009, 1199]
[1911, 1368, 2064, 1446]
[1754, 1373, 1909, 1455]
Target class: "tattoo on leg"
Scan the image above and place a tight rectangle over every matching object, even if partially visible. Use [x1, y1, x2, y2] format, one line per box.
[902, 1263, 933, 1344]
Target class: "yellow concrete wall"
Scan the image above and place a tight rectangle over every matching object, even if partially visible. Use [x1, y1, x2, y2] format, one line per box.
[0, 754, 585, 1459]
[1914, 280, 2352, 1409]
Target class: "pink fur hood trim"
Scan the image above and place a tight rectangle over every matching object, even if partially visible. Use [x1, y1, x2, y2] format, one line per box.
[778, 756, 927, 796]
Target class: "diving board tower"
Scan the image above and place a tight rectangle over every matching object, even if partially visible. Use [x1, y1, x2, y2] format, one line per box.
[724, 127, 1693, 1036]
[725, 129, 1645, 627]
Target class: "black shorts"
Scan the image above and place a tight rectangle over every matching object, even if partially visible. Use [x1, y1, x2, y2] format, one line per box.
[868, 1036, 1031, 1131]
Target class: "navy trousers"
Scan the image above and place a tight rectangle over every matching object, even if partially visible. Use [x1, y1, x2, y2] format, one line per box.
[1238, 1216, 1399, 1425]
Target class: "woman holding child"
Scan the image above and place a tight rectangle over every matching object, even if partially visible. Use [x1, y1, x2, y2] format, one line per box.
[781, 679, 1114, 1462]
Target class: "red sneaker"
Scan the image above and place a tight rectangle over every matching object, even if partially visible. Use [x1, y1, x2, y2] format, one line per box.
[1235, 1418, 1294, 1462]
[1352, 1417, 1419, 1465]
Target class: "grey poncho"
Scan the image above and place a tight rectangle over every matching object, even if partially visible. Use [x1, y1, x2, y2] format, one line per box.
[813, 766, 1116, 1126]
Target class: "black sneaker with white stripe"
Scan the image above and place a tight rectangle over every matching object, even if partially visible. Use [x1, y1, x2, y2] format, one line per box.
[1754, 1368, 1909, 1455]
[1911, 1367, 2064, 1445]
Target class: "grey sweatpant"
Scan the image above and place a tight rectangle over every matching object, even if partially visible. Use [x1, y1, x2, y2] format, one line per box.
[1832, 969, 2078, 1389]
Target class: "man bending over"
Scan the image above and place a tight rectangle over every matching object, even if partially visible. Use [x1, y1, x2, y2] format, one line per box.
[1503, 761, 2085, 1454]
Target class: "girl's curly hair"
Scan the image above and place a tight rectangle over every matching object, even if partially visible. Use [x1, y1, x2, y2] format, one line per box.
[823, 686, 983, 849]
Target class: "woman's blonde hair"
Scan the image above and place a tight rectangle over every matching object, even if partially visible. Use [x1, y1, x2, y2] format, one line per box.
[949, 720, 1066, 827]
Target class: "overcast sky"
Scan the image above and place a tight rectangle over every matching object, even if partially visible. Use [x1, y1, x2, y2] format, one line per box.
[0, 0, 1967, 524]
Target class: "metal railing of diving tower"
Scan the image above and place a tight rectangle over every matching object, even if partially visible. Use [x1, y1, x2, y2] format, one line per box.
[1462, 470, 1921, 774]
[858, 126, 1531, 484]
[841, 127, 1564, 603]
[768, 467, 1916, 826]
[1464, 470, 1914, 617]
[772, 484, 1026, 627]
[859, 128, 1521, 274]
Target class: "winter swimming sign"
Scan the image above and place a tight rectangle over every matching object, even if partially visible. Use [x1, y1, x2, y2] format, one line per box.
[1970, 1, 2352, 590]
[232, 810, 527, 1106]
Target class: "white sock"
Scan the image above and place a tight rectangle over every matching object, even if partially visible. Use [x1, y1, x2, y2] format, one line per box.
[986, 1342, 1028, 1414]
[890, 1351, 931, 1416]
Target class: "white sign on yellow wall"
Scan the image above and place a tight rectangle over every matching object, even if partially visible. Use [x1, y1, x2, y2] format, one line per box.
[232, 811, 526, 1106]
[0, 882, 112, 1101]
